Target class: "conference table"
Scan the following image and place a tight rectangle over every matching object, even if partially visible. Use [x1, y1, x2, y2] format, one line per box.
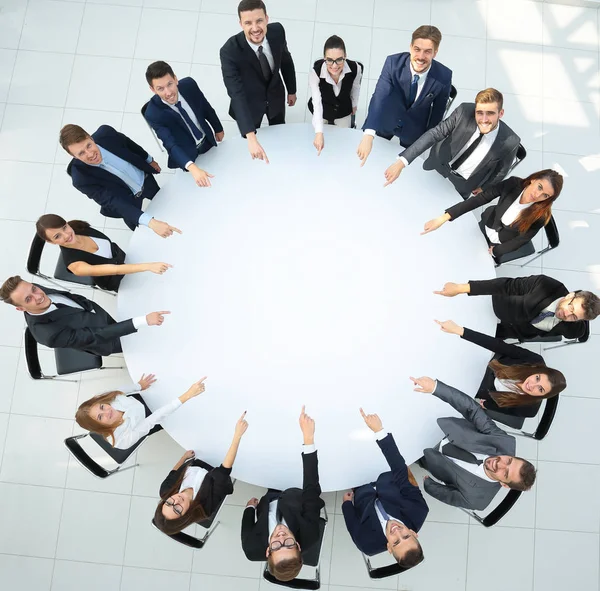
[118, 123, 497, 492]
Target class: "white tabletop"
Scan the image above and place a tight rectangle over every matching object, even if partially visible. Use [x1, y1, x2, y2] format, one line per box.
[118, 123, 497, 492]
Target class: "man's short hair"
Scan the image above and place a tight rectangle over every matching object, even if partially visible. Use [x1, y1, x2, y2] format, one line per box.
[397, 542, 424, 569]
[145, 61, 175, 86]
[267, 552, 303, 582]
[577, 290, 600, 320]
[238, 0, 267, 18]
[510, 457, 536, 491]
[59, 124, 90, 154]
[474, 88, 504, 111]
[0, 275, 23, 306]
[411, 25, 442, 51]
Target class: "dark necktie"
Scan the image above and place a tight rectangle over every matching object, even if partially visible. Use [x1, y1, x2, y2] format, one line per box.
[275, 502, 283, 524]
[442, 442, 483, 465]
[174, 101, 203, 142]
[408, 74, 419, 106]
[532, 310, 555, 324]
[451, 132, 484, 171]
[375, 499, 390, 521]
[258, 45, 272, 81]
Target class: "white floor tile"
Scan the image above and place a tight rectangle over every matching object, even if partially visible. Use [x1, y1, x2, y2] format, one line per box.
[0, 218, 40, 280]
[486, 0, 544, 45]
[275, 18, 315, 75]
[122, 566, 191, 591]
[0, 554, 54, 591]
[88, 0, 142, 6]
[269, 0, 317, 22]
[542, 3, 599, 52]
[0, 346, 20, 412]
[188, 64, 232, 131]
[533, 530, 599, 591]
[0, 0, 27, 50]
[368, 28, 412, 93]
[487, 41, 544, 98]
[431, 0, 486, 39]
[193, 12, 232, 66]
[439, 34, 486, 92]
[375, 0, 431, 32]
[0, 411, 8, 460]
[536, 267, 600, 301]
[51, 559, 122, 591]
[0, 161, 53, 221]
[543, 46, 600, 104]
[317, 0, 374, 28]
[145, 0, 200, 9]
[192, 574, 260, 591]
[284, 71, 308, 124]
[0, 482, 64, 558]
[0, 48, 16, 103]
[56, 489, 131, 564]
[200, 0, 238, 15]
[77, 3, 142, 58]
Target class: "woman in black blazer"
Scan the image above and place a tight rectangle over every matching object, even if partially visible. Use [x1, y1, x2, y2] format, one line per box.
[421, 169, 563, 259]
[154, 412, 248, 535]
[435, 319, 566, 418]
[36, 214, 171, 292]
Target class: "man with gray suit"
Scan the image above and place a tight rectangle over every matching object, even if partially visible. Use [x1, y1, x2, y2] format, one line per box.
[383, 88, 520, 198]
[410, 376, 536, 511]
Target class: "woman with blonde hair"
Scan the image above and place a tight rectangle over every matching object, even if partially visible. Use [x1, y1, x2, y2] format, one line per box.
[76, 375, 207, 449]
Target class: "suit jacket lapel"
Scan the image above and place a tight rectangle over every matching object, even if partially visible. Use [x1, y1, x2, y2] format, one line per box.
[150, 95, 191, 136]
[471, 121, 507, 175]
[237, 31, 263, 78]
[399, 57, 413, 108]
[265, 25, 280, 80]
[412, 63, 436, 108]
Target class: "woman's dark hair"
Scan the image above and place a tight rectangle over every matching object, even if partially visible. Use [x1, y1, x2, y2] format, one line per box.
[36, 214, 90, 242]
[323, 35, 346, 56]
[513, 169, 563, 233]
[488, 360, 566, 407]
[153, 465, 209, 535]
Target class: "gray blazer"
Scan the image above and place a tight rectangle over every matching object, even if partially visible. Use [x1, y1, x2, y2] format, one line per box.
[423, 380, 516, 511]
[399, 103, 520, 196]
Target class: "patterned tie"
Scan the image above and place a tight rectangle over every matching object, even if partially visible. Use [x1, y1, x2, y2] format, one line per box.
[375, 499, 390, 521]
[451, 132, 484, 171]
[531, 310, 555, 324]
[174, 101, 203, 142]
[442, 442, 483, 465]
[408, 74, 419, 106]
[258, 45, 272, 81]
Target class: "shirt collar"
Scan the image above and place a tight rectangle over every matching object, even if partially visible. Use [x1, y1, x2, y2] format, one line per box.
[88, 145, 108, 168]
[409, 62, 431, 79]
[161, 94, 180, 108]
[247, 35, 271, 53]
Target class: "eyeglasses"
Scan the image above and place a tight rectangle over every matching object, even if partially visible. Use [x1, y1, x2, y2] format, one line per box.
[269, 538, 298, 552]
[325, 57, 345, 66]
[165, 498, 184, 516]
[565, 295, 579, 321]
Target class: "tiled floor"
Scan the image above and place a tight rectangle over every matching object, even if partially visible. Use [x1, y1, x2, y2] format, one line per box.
[0, 0, 599, 590]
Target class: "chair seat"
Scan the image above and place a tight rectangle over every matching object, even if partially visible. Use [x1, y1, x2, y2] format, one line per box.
[495, 240, 535, 265]
[55, 347, 102, 375]
[483, 408, 525, 430]
[90, 432, 146, 464]
[54, 254, 94, 286]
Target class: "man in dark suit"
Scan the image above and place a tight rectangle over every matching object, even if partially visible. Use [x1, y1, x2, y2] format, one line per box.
[144, 61, 224, 187]
[342, 408, 428, 569]
[357, 26, 452, 174]
[60, 124, 179, 237]
[387, 88, 520, 195]
[220, 0, 297, 163]
[411, 376, 536, 511]
[435, 274, 600, 341]
[241, 406, 324, 582]
[0, 276, 168, 356]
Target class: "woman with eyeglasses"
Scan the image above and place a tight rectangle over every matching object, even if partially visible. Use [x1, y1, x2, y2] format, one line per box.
[421, 169, 563, 261]
[308, 35, 363, 155]
[154, 412, 249, 534]
[435, 320, 566, 418]
[36, 214, 171, 292]
[75, 376, 207, 449]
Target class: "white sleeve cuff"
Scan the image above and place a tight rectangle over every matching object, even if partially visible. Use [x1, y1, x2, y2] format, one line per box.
[132, 316, 148, 330]
[138, 212, 153, 227]
[398, 156, 409, 166]
[363, 129, 376, 137]
[146, 154, 153, 163]
[303, 443, 316, 454]
[431, 379, 439, 394]
[375, 430, 388, 441]
[185, 161, 194, 170]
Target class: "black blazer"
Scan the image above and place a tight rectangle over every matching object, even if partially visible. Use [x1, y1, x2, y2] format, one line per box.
[342, 434, 429, 556]
[69, 125, 159, 230]
[461, 327, 545, 418]
[241, 450, 324, 561]
[143, 77, 223, 171]
[220, 22, 296, 136]
[159, 458, 234, 525]
[468, 274, 585, 340]
[25, 285, 136, 356]
[60, 226, 125, 293]
[446, 176, 546, 258]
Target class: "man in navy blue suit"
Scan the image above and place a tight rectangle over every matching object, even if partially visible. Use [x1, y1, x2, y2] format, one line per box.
[60, 124, 180, 237]
[357, 25, 452, 185]
[341, 409, 428, 569]
[144, 61, 224, 188]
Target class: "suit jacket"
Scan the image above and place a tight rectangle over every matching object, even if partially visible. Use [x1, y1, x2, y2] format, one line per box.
[400, 103, 520, 195]
[69, 125, 159, 230]
[445, 176, 546, 258]
[241, 450, 324, 561]
[423, 381, 515, 510]
[363, 53, 452, 147]
[468, 274, 586, 340]
[159, 458, 234, 524]
[220, 22, 297, 136]
[461, 327, 545, 419]
[25, 285, 136, 356]
[144, 77, 223, 171]
[342, 434, 429, 556]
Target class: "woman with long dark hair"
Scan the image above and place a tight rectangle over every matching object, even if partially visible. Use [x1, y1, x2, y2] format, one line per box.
[308, 35, 363, 154]
[421, 169, 563, 260]
[154, 412, 249, 535]
[435, 319, 566, 418]
[36, 214, 171, 292]
[75, 376, 207, 449]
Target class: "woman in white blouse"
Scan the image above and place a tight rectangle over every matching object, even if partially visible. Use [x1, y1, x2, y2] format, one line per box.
[75, 375, 207, 449]
[308, 35, 363, 155]
[420, 169, 563, 260]
[36, 214, 171, 292]
[154, 411, 248, 535]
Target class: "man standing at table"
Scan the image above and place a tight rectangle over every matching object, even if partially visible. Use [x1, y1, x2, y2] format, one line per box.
[220, 0, 297, 164]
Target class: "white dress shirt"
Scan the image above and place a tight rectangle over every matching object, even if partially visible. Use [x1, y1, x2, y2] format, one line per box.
[531, 296, 563, 332]
[247, 36, 275, 71]
[493, 377, 522, 394]
[162, 94, 205, 144]
[90, 237, 113, 259]
[180, 465, 209, 498]
[485, 191, 532, 244]
[309, 60, 362, 133]
[438, 437, 496, 482]
[448, 125, 500, 179]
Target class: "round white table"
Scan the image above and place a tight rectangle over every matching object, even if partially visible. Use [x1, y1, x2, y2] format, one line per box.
[118, 123, 497, 492]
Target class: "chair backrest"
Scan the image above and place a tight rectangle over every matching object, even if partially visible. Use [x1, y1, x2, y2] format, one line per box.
[544, 216, 559, 249]
[366, 561, 406, 579]
[578, 320, 591, 344]
[480, 489, 522, 527]
[151, 519, 206, 548]
[54, 252, 95, 286]
[141, 101, 149, 117]
[445, 85, 457, 114]
[532, 395, 560, 440]
[66, 160, 73, 178]
[483, 408, 525, 430]
[55, 346, 102, 376]
[26, 233, 46, 275]
[507, 143, 527, 175]
[24, 328, 43, 379]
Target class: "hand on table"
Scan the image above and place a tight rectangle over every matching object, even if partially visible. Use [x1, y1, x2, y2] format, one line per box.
[422, 214, 450, 235]
[148, 218, 182, 239]
[359, 407, 383, 432]
[146, 310, 170, 326]
[247, 135, 270, 164]
[313, 132, 324, 156]
[433, 282, 464, 297]
[189, 165, 214, 187]
[410, 376, 436, 393]
[383, 160, 405, 187]
[137, 373, 157, 390]
[356, 135, 373, 166]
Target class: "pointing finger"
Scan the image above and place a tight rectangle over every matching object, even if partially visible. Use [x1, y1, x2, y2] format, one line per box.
[359, 407, 367, 418]
[157, 311, 171, 315]
[198, 376, 208, 383]
[171, 226, 183, 234]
